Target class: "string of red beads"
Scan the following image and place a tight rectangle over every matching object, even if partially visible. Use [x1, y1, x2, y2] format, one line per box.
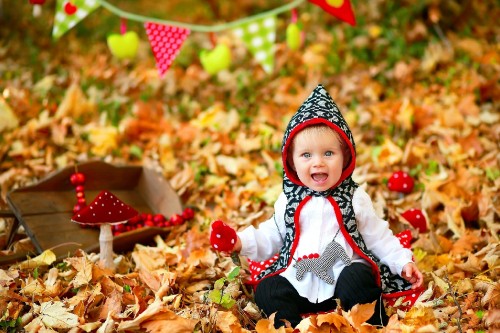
[70, 171, 194, 235]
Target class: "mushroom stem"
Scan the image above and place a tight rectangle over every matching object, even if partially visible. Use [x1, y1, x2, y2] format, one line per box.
[99, 224, 114, 270]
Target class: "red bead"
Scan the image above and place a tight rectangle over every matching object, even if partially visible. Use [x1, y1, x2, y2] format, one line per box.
[76, 191, 85, 199]
[182, 207, 195, 220]
[153, 214, 166, 225]
[128, 215, 141, 225]
[70, 172, 86, 185]
[145, 220, 155, 227]
[75, 185, 85, 192]
[169, 214, 184, 226]
[77, 198, 86, 204]
[73, 204, 83, 213]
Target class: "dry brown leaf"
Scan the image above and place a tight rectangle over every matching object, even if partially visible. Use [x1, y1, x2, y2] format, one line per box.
[454, 254, 483, 273]
[39, 300, 79, 330]
[215, 310, 251, 333]
[141, 310, 198, 333]
[97, 290, 122, 320]
[316, 311, 351, 329]
[65, 256, 93, 288]
[344, 301, 376, 329]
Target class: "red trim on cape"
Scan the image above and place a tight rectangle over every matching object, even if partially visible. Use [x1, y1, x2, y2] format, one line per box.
[327, 196, 382, 287]
[255, 196, 311, 280]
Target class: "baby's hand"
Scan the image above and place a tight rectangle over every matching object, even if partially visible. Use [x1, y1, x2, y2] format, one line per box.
[210, 220, 238, 252]
[402, 262, 423, 290]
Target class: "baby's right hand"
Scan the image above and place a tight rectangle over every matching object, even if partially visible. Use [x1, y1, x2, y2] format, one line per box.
[210, 220, 237, 252]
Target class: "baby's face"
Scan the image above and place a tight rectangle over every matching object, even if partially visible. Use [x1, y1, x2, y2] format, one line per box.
[290, 128, 345, 192]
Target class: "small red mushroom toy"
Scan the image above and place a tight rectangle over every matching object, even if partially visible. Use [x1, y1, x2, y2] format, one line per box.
[401, 208, 428, 233]
[388, 171, 415, 194]
[72, 190, 138, 269]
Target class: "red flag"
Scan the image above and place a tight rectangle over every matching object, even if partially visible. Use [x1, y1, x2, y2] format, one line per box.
[308, 0, 356, 26]
[144, 22, 190, 77]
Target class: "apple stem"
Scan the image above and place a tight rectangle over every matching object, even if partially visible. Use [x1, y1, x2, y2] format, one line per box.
[120, 18, 127, 35]
[291, 8, 298, 23]
[99, 224, 114, 270]
[209, 32, 216, 48]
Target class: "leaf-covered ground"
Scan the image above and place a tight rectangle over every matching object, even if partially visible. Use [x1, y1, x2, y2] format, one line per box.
[0, 1, 499, 332]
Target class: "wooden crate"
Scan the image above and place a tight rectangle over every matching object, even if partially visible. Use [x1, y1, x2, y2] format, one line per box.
[2, 161, 182, 264]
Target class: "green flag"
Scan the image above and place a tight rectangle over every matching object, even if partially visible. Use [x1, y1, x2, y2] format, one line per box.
[232, 15, 276, 73]
[52, 0, 100, 40]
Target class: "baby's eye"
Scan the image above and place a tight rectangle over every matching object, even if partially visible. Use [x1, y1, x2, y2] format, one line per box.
[325, 151, 333, 156]
[302, 152, 311, 158]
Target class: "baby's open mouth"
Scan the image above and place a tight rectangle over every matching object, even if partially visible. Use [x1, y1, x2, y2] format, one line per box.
[311, 173, 328, 182]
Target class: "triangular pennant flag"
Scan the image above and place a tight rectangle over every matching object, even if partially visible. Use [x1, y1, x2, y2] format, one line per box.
[52, 0, 100, 40]
[232, 15, 276, 74]
[144, 22, 190, 77]
[308, 0, 356, 26]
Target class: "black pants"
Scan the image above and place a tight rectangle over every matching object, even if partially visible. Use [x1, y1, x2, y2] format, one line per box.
[254, 263, 389, 328]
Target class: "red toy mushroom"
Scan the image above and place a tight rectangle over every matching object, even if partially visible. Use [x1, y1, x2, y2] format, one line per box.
[401, 208, 428, 233]
[72, 190, 138, 269]
[387, 171, 415, 194]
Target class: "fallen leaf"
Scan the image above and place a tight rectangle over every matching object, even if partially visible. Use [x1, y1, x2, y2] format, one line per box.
[18, 250, 56, 269]
[39, 300, 79, 330]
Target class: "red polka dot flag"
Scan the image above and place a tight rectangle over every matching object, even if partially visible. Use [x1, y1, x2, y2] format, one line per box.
[307, 0, 356, 26]
[144, 22, 191, 77]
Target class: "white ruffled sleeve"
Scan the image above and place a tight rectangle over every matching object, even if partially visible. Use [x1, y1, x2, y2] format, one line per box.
[238, 192, 287, 261]
[353, 187, 413, 275]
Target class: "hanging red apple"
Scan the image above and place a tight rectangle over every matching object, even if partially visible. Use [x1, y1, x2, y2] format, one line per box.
[64, 1, 78, 15]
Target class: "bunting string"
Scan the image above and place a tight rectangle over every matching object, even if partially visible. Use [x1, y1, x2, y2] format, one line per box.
[97, 0, 306, 33]
[48, 0, 355, 76]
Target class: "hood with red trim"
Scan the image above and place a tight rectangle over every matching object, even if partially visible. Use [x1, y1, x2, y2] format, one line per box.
[281, 84, 356, 191]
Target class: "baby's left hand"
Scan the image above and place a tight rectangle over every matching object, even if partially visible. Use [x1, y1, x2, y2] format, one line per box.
[402, 262, 423, 290]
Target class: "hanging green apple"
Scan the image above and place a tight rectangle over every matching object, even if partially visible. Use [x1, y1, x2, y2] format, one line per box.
[107, 31, 140, 60]
[286, 22, 303, 50]
[200, 44, 231, 75]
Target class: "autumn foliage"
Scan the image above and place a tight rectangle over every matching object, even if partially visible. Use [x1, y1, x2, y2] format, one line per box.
[0, 1, 499, 332]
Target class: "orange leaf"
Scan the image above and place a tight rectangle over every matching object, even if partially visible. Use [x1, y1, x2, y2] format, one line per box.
[141, 311, 198, 333]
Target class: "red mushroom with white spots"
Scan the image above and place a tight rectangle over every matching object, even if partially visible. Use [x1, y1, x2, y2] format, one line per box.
[72, 190, 138, 269]
[387, 171, 415, 194]
[401, 208, 428, 233]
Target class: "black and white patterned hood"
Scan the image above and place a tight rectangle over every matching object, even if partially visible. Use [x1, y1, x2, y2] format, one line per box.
[281, 84, 356, 193]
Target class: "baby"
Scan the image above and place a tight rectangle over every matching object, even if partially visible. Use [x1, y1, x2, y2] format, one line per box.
[210, 84, 423, 328]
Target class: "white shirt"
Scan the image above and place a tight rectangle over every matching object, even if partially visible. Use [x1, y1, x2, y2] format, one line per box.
[238, 186, 413, 303]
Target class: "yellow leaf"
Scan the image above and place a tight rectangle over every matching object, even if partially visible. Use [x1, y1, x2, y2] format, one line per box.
[18, 250, 56, 269]
[86, 125, 119, 156]
[55, 83, 96, 119]
[0, 96, 19, 131]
